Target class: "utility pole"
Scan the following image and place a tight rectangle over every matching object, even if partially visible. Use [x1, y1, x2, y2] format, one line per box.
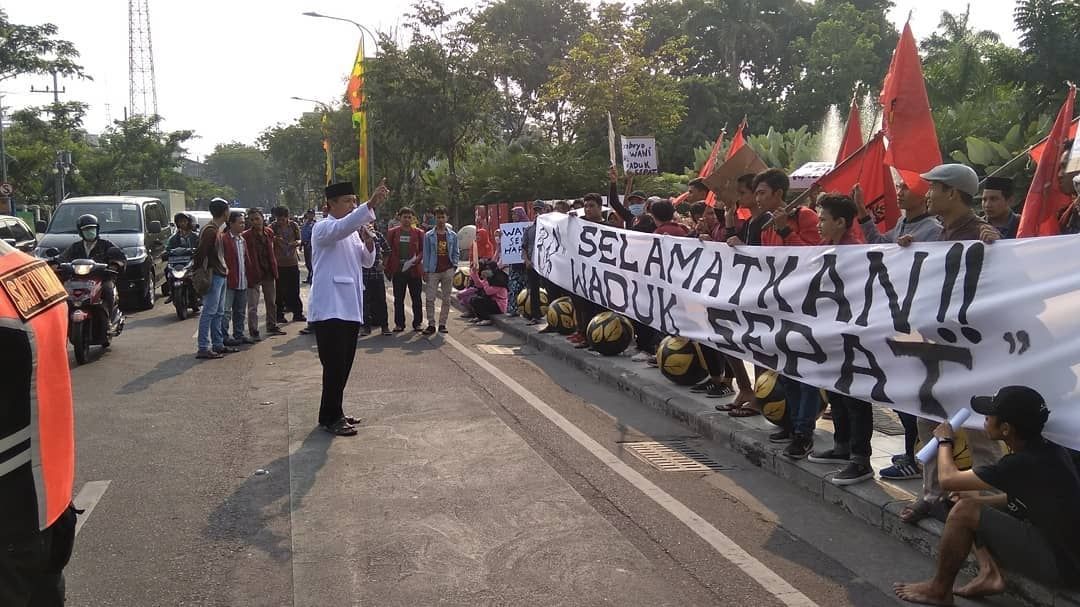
[0, 92, 8, 184]
[29, 71, 67, 119]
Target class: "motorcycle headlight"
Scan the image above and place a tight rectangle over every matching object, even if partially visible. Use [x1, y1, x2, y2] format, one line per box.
[72, 260, 94, 276]
[173, 269, 187, 279]
[123, 246, 147, 261]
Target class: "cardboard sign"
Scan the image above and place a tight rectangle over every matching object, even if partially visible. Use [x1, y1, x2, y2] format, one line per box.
[621, 136, 658, 175]
[702, 145, 768, 204]
[498, 221, 531, 264]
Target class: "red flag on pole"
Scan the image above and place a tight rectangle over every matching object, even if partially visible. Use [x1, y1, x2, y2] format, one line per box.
[674, 130, 727, 206]
[880, 22, 941, 196]
[815, 132, 900, 233]
[1029, 117, 1078, 165]
[837, 98, 864, 165]
[727, 117, 749, 161]
[1018, 86, 1076, 238]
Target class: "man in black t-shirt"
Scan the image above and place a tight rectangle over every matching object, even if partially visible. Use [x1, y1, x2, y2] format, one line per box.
[895, 386, 1080, 605]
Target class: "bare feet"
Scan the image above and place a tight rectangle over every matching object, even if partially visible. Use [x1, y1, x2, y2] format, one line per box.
[954, 571, 1005, 598]
[893, 580, 953, 605]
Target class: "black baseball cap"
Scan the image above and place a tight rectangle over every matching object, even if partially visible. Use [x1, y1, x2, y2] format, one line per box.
[971, 386, 1050, 436]
[627, 191, 647, 201]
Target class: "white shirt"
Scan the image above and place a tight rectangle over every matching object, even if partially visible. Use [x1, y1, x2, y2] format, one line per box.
[308, 203, 376, 323]
[232, 233, 247, 290]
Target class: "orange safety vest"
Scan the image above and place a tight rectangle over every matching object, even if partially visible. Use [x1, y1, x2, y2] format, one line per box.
[0, 247, 75, 536]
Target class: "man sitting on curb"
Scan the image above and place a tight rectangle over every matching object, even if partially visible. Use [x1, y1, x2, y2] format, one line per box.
[894, 386, 1080, 605]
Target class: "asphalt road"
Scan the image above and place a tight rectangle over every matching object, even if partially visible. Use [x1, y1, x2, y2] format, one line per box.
[60, 283, 1022, 606]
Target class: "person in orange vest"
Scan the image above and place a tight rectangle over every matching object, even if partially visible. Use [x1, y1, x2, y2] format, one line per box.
[0, 239, 78, 605]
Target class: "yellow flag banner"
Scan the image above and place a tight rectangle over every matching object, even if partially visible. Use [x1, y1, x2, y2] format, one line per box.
[346, 40, 369, 200]
[320, 113, 332, 185]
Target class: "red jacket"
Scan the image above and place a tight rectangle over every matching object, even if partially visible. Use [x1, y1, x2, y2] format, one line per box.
[386, 225, 425, 279]
[222, 231, 256, 290]
[761, 207, 822, 246]
[244, 225, 278, 282]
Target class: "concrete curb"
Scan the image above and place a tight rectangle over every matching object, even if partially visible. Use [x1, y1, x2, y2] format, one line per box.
[481, 310, 1079, 607]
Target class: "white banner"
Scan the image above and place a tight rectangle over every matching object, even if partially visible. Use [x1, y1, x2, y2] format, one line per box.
[499, 221, 530, 265]
[621, 136, 658, 174]
[534, 214, 1080, 449]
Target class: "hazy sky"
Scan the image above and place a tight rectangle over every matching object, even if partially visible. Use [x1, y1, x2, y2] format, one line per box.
[4, 1, 1020, 159]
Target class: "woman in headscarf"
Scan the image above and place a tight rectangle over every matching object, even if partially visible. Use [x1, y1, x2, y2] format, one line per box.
[504, 206, 529, 317]
[465, 259, 509, 326]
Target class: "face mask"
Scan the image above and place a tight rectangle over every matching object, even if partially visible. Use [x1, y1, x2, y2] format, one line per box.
[81, 227, 98, 242]
[629, 204, 645, 216]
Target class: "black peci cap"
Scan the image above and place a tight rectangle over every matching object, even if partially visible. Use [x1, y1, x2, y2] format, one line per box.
[325, 182, 356, 199]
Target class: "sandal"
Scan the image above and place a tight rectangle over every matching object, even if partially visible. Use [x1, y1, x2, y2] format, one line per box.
[322, 419, 358, 436]
[728, 406, 761, 418]
[343, 416, 363, 426]
[714, 403, 739, 412]
[899, 499, 935, 525]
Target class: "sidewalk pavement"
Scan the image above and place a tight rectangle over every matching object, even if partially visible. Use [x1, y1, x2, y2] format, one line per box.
[478, 308, 1080, 607]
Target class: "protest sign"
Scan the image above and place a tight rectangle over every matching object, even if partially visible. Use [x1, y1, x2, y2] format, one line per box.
[621, 136, 658, 174]
[703, 144, 768, 204]
[499, 221, 530, 264]
[534, 213, 1080, 450]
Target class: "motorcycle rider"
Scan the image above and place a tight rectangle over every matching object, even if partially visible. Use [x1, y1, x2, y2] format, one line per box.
[165, 213, 199, 303]
[57, 214, 126, 322]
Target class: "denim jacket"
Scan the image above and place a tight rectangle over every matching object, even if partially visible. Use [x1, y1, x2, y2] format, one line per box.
[422, 228, 460, 273]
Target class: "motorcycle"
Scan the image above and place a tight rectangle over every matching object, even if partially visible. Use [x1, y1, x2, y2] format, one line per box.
[47, 252, 126, 365]
[165, 247, 200, 320]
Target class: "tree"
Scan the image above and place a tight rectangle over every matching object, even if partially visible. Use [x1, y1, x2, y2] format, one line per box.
[541, 3, 688, 146]
[80, 115, 193, 194]
[1013, 0, 1080, 110]
[0, 9, 88, 82]
[204, 143, 276, 206]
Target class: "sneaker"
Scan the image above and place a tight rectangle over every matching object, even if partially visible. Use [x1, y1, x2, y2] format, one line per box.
[768, 428, 792, 443]
[438, 325, 448, 334]
[891, 453, 911, 465]
[276, 316, 288, 325]
[460, 313, 475, 320]
[808, 448, 851, 465]
[214, 346, 240, 354]
[705, 383, 734, 398]
[783, 434, 814, 460]
[422, 325, 436, 335]
[476, 320, 494, 327]
[630, 351, 652, 363]
[831, 462, 875, 486]
[689, 381, 713, 393]
[241, 336, 256, 345]
[195, 350, 224, 359]
[223, 337, 243, 347]
[293, 314, 307, 323]
[267, 327, 286, 336]
[381, 326, 393, 336]
[250, 332, 263, 342]
[299, 326, 313, 335]
[393, 326, 405, 333]
[413, 325, 423, 332]
[880, 457, 922, 480]
[360, 326, 371, 336]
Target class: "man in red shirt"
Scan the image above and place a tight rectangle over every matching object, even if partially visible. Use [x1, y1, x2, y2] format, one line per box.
[385, 207, 426, 332]
[651, 199, 689, 236]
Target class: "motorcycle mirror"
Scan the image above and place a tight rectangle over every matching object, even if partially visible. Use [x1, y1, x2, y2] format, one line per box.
[148, 220, 163, 234]
[44, 247, 60, 258]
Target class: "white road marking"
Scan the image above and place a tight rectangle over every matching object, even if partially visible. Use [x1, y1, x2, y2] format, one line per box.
[395, 291, 817, 605]
[73, 480, 111, 537]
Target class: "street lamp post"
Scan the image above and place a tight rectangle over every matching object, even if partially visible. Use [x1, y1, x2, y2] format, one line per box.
[290, 96, 336, 184]
[302, 11, 377, 197]
[53, 150, 77, 204]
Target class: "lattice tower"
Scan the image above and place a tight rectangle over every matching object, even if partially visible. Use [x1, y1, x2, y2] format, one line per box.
[128, 0, 158, 117]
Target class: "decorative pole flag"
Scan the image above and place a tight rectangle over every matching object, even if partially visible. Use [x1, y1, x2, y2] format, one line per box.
[1018, 85, 1076, 238]
[346, 38, 369, 200]
[726, 116, 749, 161]
[880, 22, 941, 196]
[815, 131, 900, 233]
[320, 113, 332, 185]
[673, 129, 726, 206]
[837, 95, 864, 165]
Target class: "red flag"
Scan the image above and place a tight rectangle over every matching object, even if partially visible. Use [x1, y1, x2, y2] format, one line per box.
[816, 132, 900, 234]
[727, 118, 749, 161]
[1018, 86, 1076, 238]
[1029, 117, 1078, 165]
[674, 130, 726, 205]
[837, 98, 864, 165]
[880, 22, 941, 195]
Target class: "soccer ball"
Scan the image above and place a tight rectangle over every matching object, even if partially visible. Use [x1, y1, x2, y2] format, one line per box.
[452, 268, 470, 291]
[656, 336, 708, 386]
[515, 288, 550, 318]
[756, 369, 830, 427]
[545, 296, 577, 335]
[586, 311, 635, 356]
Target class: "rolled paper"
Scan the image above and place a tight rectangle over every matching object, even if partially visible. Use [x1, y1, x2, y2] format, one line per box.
[916, 407, 972, 464]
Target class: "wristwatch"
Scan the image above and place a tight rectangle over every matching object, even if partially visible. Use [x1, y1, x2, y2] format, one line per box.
[938, 437, 954, 446]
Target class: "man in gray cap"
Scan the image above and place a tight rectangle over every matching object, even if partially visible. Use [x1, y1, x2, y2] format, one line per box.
[981, 176, 1020, 239]
[899, 164, 1000, 245]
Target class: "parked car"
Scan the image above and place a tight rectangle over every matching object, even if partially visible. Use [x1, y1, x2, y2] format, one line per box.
[0, 215, 39, 254]
[36, 196, 172, 310]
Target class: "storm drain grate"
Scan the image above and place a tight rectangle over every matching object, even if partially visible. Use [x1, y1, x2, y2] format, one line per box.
[623, 440, 730, 472]
[476, 344, 520, 355]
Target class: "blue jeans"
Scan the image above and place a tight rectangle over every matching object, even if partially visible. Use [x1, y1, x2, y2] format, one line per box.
[219, 288, 247, 340]
[198, 273, 227, 352]
[784, 377, 822, 436]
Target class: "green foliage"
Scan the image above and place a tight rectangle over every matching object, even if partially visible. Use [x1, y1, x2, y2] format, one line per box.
[948, 117, 1053, 179]
[0, 9, 88, 82]
[746, 127, 822, 172]
[204, 143, 277, 205]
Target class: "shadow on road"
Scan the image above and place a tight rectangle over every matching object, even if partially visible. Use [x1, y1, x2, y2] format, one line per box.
[203, 428, 331, 562]
[358, 333, 440, 356]
[116, 353, 199, 394]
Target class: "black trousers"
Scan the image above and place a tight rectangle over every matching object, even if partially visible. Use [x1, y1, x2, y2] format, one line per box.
[826, 391, 874, 460]
[391, 272, 423, 329]
[363, 276, 388, 329]
[897, 410, 919, 460]
[634, 321, 661, 353]
[314, 319, 361, 426]
[470, 293, 502, 320]
[543, 278, 566, 302]
[276, 265, 303, 318]
[571, 294, 601, 334]
[525, 267, 543, 321]
[302, 244, 313, 282]
[0, 506, 76, 607]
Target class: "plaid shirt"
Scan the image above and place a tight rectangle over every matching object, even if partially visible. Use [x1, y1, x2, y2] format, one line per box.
[362, 229, 389, 280]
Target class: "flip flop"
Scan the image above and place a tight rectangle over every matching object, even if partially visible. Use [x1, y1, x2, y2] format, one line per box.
[714, 403, 739, 412]
[728, 406, 761, 418]
[899, 499, 935, 525]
